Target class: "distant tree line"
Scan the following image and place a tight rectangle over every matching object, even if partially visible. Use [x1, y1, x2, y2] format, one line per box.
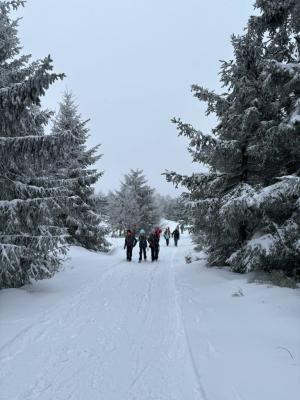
[154, 194, 189, 226]
[94, 171, 187, 237]
[107, 169, 160, 236]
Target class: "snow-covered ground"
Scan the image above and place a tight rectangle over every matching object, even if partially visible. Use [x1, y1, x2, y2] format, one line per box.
[1, 224, 299, 400]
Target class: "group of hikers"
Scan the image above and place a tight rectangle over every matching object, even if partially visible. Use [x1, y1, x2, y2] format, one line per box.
[124, 224, 184, 262]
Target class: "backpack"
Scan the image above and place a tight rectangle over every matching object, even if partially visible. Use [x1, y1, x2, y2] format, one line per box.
[126, 235, 137, 248]
[139, 235, 147, 248]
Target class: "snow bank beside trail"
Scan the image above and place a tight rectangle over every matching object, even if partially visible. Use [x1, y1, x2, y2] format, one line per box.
[174, 250, 300, 400]
[0, 233, 299, 400]
[0, 244, 121, 348]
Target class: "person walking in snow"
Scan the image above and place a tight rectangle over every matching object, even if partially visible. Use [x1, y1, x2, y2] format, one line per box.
[180, 223, 185, 234]
[148, 228, 160, 262]
[163, 227, 171, 246]
[138, 229, 148, 262]
[124, 230, 137, 261]
[154, 226, 162, 258]
[172, 227, 180, 247]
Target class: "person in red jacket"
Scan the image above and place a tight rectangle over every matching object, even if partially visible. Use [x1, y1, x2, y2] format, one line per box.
[148, 227, 161, 261]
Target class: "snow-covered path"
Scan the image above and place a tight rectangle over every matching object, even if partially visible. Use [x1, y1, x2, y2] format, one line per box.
[1, 230, 300, 400]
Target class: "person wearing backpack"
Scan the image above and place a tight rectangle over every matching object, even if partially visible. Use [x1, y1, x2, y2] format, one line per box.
[138, 229, 148, 262]
[172, 227, 180, 247]
[163, 227, 171, 246]
[124, 230, 137, 261]
[148, 228, 160, 262]
[180, 223, 185, 234]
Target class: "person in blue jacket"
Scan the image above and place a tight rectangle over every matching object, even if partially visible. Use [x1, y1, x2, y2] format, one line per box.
[163, 227, 171, 246]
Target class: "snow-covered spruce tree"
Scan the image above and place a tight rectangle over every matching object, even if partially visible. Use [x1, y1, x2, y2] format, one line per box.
[94, 191, 109, 222]
[166, 2, 300, 278]
[106, 191, 123, 236]
[227, 0, 300, 277]
[0, 1, 80, 288]
[51, 91, 109, 251]
[108, 170, 160, 234]
[154, 194, 185, 223]
[166, 30, 272, 266]
[170, 196, 189, 225]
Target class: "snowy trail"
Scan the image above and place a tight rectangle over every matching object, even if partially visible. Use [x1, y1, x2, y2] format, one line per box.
[1, 230, 300, 400]
[0, 235, 205, 400]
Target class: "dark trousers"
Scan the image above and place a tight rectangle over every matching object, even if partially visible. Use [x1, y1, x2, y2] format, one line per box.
[165, 238, 169, 246]
[150, 245, 159, 261]
[139, 247, 147, 261]
[174, 238, 178, 247]
[126, 246, 133, 261]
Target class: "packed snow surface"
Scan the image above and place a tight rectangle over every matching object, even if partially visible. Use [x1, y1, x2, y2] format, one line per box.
[1, 223, 300, 400]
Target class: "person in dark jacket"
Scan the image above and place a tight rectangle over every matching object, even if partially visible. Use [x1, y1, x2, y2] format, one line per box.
[148, 229, 160, 261]
[138, 229, 148, 262]
[163, 227, 171, 246]
[124, 230, 137, 261]
[172, 227, 180, 247]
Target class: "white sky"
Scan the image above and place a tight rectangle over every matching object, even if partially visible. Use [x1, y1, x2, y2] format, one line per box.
[17, 0, 254, 195]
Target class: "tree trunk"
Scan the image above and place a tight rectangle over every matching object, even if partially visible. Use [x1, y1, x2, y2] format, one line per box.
[239, 145, 248, 244]
[240, 145, 248, 182]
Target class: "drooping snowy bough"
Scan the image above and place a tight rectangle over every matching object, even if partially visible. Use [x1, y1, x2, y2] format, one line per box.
[165, 0, 300, 278]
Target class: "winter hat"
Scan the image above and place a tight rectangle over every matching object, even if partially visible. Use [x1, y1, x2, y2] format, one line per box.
[140, 229, 145, 234]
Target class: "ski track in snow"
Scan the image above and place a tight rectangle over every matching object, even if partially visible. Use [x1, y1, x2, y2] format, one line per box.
[170, 248, 209, 400]
[0, 234, 206, 400]
[1, 230, 300, 400]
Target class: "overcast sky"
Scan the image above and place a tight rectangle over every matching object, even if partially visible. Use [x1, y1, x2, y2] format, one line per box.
[17, 0, 254, 195]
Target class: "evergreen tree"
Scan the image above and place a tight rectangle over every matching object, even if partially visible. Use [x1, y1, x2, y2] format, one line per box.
[106, 191, 124, 236]
[228, 0, 300, 276]
[94, 191, 109, 222]
[0, 1, 78, 288]
[155, 194, 188, 224]
[167, 30, 270, 265]
[166, 0, 300, 278]
[108, 170, 160, 234]
[51, 91, 109, 251]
